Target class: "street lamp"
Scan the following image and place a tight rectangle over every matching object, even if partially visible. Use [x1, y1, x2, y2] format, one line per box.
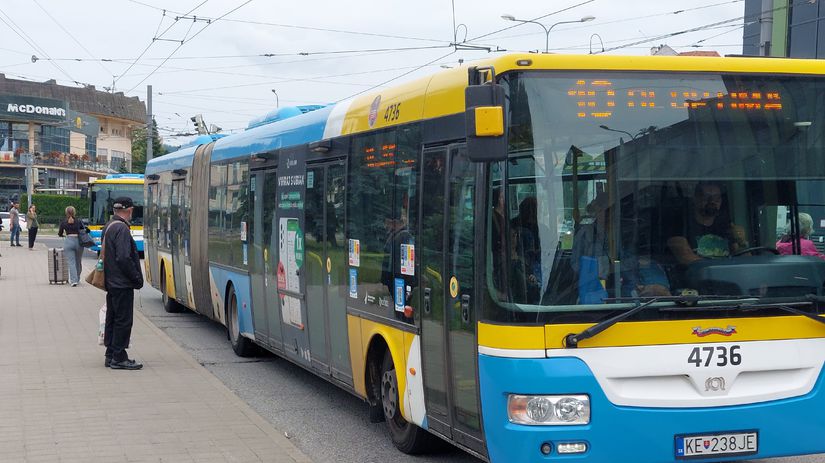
[501, 14, 595, 53]
[271, 89, 279, 108]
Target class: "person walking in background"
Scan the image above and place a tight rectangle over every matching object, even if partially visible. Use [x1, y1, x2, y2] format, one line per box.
[102, 197, 144, 370]
[9, 202, 21, 247]
[26, 204, 39, 250]
[58, 205, 84, 287]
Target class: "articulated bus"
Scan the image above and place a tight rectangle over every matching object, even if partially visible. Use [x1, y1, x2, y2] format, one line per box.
[144, 53, 825, 462]
[88, 174, 145, 253]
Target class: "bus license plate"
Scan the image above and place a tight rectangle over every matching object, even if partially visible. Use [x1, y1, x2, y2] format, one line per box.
[675, 431, 758, 459]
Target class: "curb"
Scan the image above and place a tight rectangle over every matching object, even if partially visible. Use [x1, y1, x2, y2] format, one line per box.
[135, 292, 314, 463]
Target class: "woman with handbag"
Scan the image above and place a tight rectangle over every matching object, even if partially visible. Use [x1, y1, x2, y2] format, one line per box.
[26, 204, 39, 250]
[58, 205, 85, 287]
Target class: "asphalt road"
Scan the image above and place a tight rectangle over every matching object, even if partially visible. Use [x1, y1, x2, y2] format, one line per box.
[31, 234, 825, 463]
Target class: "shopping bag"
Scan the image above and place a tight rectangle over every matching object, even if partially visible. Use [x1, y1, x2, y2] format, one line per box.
[98, 304, 107, 345]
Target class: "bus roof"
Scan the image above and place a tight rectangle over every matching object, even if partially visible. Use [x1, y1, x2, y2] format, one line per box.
[145, 53, 825, 175]
[90, 177, 144, 185]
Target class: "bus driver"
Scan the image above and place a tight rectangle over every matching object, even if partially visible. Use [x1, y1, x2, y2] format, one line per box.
[667, 182, 749, 265]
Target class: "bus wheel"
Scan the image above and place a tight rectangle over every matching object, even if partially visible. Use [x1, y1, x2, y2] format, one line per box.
[380, 351, 432, 454]
[227, 288, 255, 357]
[160, 267, 183, 313]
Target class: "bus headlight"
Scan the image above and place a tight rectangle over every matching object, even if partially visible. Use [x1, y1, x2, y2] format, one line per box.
[507, 394, 590, 425]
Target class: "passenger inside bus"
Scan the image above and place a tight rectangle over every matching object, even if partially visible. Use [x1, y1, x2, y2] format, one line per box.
[510, 197, 544, 304]
[776, 212, 825, 260]
[571, 190, 671, 303]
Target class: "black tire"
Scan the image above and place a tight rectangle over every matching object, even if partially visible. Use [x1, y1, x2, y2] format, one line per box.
[380, 351, 433, 454]
[161, 266, 183, 313]
[227, 287, 255, 357]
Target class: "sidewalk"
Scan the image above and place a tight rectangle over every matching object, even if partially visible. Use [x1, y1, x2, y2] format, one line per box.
[0, 243, 313, 463]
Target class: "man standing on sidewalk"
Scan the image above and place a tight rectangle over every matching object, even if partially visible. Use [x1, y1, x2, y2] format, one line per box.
[103, 197, 144, 370]
[9, 202, 21, 247]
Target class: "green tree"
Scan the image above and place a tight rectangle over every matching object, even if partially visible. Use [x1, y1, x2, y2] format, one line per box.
[131, 118, 167, 174]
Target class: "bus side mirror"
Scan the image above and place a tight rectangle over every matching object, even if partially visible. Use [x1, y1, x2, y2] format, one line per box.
[465, 82, 507, 163]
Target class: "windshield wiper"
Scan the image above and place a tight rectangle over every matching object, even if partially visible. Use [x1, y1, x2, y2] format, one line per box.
[733, 298, 825, 327]
[564, 296, 675, 348]
[603, 294, 758, 306]
[564, 294, 825, 348]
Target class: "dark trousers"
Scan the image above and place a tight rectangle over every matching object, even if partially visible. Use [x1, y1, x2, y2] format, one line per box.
[27, 226, 37, 248]
[104, 288, 134, 362]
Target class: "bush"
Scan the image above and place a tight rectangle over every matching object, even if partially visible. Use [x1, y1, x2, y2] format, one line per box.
[20, 195, 89, 226]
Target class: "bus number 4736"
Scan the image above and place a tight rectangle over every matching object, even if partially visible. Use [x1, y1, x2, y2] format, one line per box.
[688, 345, 742, 367]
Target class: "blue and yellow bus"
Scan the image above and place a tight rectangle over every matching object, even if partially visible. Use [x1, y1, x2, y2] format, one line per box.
[88, 174, 145, 253]
[145, 53, 825, 462]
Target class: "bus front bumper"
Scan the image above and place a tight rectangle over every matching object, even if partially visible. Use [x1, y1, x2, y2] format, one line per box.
[478, 354, 825, 463]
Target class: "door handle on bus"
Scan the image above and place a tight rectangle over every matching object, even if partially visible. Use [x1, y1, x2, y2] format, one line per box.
[424, 288, 431, 314]
[461, 294, 471, 324]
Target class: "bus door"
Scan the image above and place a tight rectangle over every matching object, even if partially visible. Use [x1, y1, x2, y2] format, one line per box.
[170, 178, 188, 305]
[304, 161, 351, 382]
[419, 144, 484, 451]
[146, 182, 160, 287]
[250, 168, 284, 352]
[277, 146, 310, 367]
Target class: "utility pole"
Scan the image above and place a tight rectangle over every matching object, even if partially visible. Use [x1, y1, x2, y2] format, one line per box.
[146, 85, 153, 163]
[759, 0, 773, 56]
[26, 122, 34, 207]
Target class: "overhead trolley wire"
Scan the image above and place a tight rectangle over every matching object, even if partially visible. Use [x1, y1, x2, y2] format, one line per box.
[334, 50, 457, 103]
[123, 0, 446, 44]
[158, 61, 458, 95]
[594, 2, 788, 54]
[0, 6, 80, 86]
[466, 0, 595, 43]
[115, 0, 210, 87]
[125, 0, 253, 94]
[32, 0, 116, 79]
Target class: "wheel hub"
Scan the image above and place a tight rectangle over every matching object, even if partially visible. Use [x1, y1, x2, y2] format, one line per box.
[381, 369, 398, 420]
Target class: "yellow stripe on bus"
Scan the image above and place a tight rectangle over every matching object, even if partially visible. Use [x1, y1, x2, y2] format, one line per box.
[478, 323, 546, 351]
[544, 315, 825, 349]
[480, 315, 825, 351]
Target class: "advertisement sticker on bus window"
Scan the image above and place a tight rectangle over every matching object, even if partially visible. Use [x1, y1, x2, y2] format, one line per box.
[394, 278, 405, 312]
[280, 219, 302, 292]
[242, 244, 248, 266]
[349, 268, 358, 299]
[349, 239, 360, 267]
[400, 244, 414, 276]
[240, 221, 247, 242]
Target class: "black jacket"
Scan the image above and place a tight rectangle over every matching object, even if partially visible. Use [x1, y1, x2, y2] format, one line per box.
[103, 216, 144, 290]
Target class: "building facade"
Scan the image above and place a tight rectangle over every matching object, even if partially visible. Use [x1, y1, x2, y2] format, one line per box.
[0, 74, 146, 205]
[742, 0, 822, 58]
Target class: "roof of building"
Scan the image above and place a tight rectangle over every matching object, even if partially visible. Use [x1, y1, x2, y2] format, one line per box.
[678, 51, 722, 57]
[0, 74, 146, 124]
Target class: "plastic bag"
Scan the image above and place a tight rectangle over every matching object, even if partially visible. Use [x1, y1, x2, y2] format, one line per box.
[98, 304, 106, 346]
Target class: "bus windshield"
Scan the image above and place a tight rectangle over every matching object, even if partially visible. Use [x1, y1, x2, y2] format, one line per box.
[89, 183, 144, 226]
[487, 71, 825, 323]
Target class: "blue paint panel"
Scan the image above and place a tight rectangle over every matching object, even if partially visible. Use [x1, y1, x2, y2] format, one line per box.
[478, 355, 825, 463]
[208, 105, 333, 162]
[145, 145, 196, 175]
[208, 265, 254, 337]
[88, 229, 143, 253]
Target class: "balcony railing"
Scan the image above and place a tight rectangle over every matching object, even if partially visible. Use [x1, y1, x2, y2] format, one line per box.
[0, 151, 119, 174]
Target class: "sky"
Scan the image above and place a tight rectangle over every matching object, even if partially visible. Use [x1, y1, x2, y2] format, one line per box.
[0, 0, 750, 145]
